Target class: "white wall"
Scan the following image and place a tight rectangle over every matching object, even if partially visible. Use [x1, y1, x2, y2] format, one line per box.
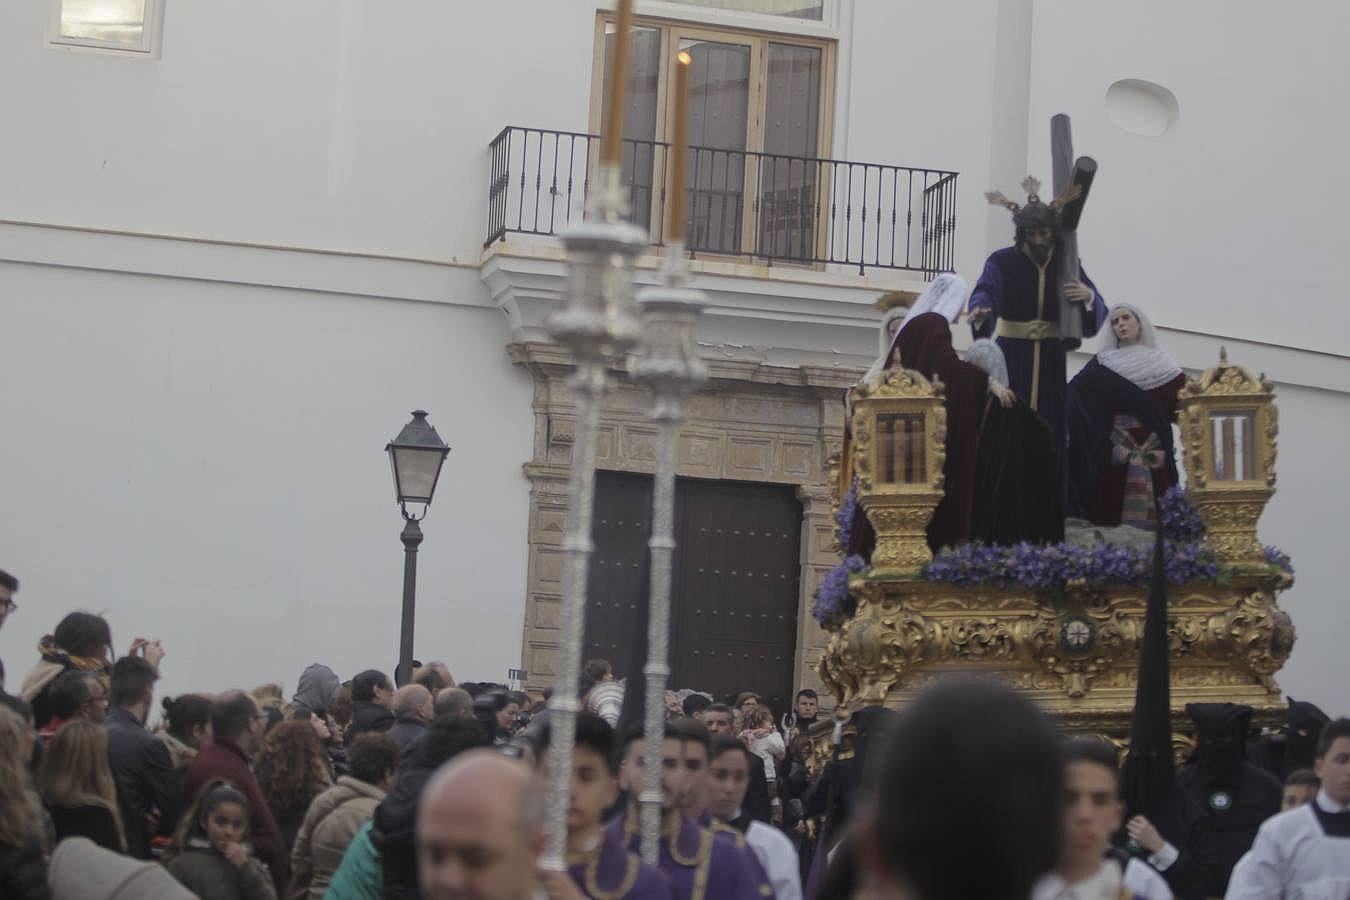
[0, 239, 534, 701]
[1, 0, 1345, 713]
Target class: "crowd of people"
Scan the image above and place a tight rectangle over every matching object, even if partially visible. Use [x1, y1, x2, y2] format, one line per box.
[1, 572, 1347, 900]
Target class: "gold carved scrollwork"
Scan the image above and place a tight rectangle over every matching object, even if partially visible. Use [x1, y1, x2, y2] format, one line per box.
[1210, 591, 1295, 693]
[1023, 601, 1136, 699]
[816, 581, 929, 707]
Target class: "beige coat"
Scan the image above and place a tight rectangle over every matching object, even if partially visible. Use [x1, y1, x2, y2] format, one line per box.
[288, 775, 385, 900]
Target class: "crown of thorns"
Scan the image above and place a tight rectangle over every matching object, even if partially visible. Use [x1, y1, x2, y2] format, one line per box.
[985, 175, 1081, 222]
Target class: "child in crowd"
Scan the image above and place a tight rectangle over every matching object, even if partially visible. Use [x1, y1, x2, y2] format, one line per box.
[165, 781, 278, 900]
[741, 707, 786, 820]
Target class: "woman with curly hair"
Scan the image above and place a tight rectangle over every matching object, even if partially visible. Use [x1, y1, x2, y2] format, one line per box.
[38, 719, 125, 852]
[253, 719, 332, 851]
[0, 706, 49, 899]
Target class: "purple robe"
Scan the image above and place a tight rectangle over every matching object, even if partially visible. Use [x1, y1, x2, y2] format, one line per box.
[696, 811, 776, 896]
[607, 812, 769, 900]
[968, 245, 1107, 445]
[568, 826, 673, 899]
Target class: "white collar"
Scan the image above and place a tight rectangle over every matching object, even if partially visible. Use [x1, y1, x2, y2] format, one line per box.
[1316, 789, 1350, 814]
[1032, 859, 1123, 900]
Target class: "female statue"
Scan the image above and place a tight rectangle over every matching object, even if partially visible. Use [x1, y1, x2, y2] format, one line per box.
[1065, 304, 1185, 529]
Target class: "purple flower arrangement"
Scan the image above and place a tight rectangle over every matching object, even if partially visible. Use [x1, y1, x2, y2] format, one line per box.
[1263, 545, 1294, 575]
[1159, 486, 1206, 542]
[835, 479, 859, 550]
[811, 554, 869, 627]
[922, 539, 1218, 592]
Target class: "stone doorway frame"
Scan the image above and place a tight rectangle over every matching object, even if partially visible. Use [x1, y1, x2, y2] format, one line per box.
[510, 340, 860, 706]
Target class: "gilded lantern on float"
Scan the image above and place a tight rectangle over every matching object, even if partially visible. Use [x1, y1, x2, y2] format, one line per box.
[849, 368, 947, 575]
[1177, 348, 1278, 566]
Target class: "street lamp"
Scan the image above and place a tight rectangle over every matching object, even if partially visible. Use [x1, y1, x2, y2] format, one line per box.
[385, 410, 451, 687]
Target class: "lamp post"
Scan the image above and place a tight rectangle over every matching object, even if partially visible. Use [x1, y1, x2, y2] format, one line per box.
[385, 410, 451, 688]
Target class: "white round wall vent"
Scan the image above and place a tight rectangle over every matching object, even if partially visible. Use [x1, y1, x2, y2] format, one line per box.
[1105, 79, 1179, 136]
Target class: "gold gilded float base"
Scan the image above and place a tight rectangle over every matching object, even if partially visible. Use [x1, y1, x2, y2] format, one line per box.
[815, 573, 1293, 739]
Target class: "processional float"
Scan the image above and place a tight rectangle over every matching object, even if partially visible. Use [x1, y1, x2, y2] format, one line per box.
[808, 121, 1295, 772]
[540, 0, 703, 869]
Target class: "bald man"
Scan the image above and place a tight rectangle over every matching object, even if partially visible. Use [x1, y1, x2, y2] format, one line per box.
[435, 687, 474, 721]
[388, 685, 433, 752]
[416, 750, 545, 900]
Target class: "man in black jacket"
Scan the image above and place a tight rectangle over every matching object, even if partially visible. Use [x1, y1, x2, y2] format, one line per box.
[105, 653, 181, 859]
[346, 668, 396, 745]
[370, 717, 491, 900]
[386, 684, 432, 751]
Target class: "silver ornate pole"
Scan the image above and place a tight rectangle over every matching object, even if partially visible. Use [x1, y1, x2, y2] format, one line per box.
[631, 244, 707, 863]
[541, 163, 645, 872]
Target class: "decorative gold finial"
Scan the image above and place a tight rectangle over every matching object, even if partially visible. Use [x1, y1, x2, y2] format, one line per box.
[1219, 345, 1229, 366]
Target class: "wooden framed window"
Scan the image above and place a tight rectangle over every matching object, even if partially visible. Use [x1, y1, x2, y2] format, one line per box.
[590, 14, 835, 262]
[47, 0, 165, 55]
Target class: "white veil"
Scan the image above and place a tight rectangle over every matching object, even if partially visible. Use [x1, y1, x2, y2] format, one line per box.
[965, 338, 1009, 388]
[903, 273, 968, 327]
[1096, 303, 1183, 390]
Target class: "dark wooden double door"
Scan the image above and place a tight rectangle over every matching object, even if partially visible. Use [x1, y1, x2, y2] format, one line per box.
[584, 471, 803, 716]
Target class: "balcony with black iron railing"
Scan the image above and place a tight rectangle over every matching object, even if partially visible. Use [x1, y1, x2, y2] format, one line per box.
[486, 126, 958, 276]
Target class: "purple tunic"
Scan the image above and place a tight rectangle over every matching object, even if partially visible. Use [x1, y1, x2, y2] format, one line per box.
[607, 813, 770, 900]
[568, 827, 673, 899]
[968, 245, 1107, 445]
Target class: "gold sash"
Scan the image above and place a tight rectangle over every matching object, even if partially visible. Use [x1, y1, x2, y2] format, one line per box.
[996, 319, 1060, 341]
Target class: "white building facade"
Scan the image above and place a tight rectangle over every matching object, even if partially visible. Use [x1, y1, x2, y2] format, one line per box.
[1, 1, 1345, 714]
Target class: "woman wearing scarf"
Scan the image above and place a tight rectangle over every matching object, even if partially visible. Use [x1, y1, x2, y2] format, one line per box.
[20, 612, 112, 729]
[1065, 304, 1185, 528]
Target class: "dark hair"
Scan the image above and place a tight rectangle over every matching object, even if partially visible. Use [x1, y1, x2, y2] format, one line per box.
[162, 695, 213, 744]
[535, 712, 618, 776]
[796, 689, 818, 701]
[0, 570, 17, 593]
[212, 692, 260, 741]
[351, 670, 391, 703]
[1284, 768, 1320, 789]
[168, 781, 251, 862]
[709, 734, 751, 766]
[413, 667, 450, 693]
[584, 659, 612, 682]
[734, 692, 762, 709]
[421, 718, 492, 768]
[682, 694, 712, 717]
[1061, 737, 1122, 794]
[109, 656, 158, 708]
[348, 733, 400, 786]
[868, 678, 1062, 900]
[48, 671, 98, 719]
[704, 703, 733, 719]
[1316, 718, 1350, 758]
[53, 612, 112, 659]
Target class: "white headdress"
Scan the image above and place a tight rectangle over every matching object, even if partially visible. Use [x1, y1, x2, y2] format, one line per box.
[1096, 303, 1182, 390]
[903, 273, 968, 327]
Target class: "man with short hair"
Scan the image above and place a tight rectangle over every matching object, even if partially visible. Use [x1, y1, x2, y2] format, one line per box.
[610, 718, 769, 899]
[1031, 738, 1171, 900]
[1225, 718, 1350, 899]
[412, 661, 454, 693]
[533, 712, 670, 899]
[184, 690, 289, 894]
[417, 749, 544, 900]
[433, 687, 473, 720]
[1281, 768, 1321, 812]
[38, 669, 107, 741]
[703, 703, 771, 824]
[386, 685, 433, 751]
[791, 690, 818, 730]
[347, 669, 396, 744]
[706, 735, 802, 900]
[0, 568, 17, 693]
[291, 732, 400, 900]
[105, 654, 181, 860]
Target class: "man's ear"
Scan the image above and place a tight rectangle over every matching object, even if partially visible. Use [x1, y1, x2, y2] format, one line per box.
[603, 775, 621, 808]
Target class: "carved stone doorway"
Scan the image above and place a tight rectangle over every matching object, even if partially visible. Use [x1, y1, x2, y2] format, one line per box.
[511, 341, 858, 708]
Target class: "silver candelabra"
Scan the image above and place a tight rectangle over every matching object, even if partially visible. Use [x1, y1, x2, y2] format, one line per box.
[631, 245, 708, 863]
[541, 163, 645, 872]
